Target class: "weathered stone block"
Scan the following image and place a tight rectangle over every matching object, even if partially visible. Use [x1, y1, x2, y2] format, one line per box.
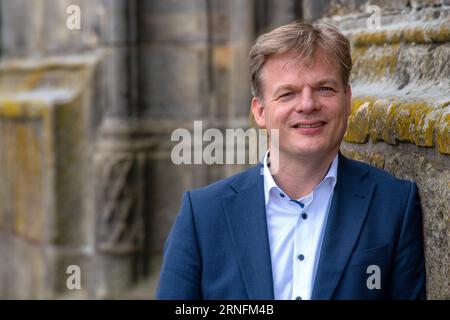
[0, 101, 50, 242]
[100, 47, 137, 118]
[140, 46, 209, 119]
[1, 0, 45, 57]
[46, 247, 93, 299]
[209, 43, 252, 120]
[226, 44, 253, 119]
[265, 0, 298, 30]
[138, 0, 208, 44]
[0, 56, 97, 245]
[1, 0, 133, 57]
[345, 98, 450, 155]
[0, 233, 47, 299]
[94, 254, 143, 299]
[145, 155, 210, 253]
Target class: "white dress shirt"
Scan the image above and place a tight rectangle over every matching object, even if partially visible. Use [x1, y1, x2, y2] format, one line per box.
[263, 152, 338, 300]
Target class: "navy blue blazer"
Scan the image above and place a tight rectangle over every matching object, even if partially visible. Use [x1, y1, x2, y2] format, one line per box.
[156, 153, 426, 300]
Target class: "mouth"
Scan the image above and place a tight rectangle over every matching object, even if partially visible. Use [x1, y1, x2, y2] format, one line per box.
[291, 121, 326, 129]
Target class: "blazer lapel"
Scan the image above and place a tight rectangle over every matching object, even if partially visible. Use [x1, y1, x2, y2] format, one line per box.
[311, 154, 376, 300]
[222, 165, 275, 300]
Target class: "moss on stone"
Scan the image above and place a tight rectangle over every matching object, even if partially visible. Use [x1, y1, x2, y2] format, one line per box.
[404, 27, 426, 43]
[436, 105, 450, 154]
[344, 97, 373, 143]
[350, 45, 398, 82]
[0, 98, 54, 241]
[353, 30, 387, 46]
[345, 97, 449, 154]
[0, 99, 48, 119]
[429, 25, 450, 43]
[352, 24, 450, 47]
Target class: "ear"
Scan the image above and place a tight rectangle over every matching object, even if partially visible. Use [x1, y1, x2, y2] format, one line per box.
[251, 97, 266, 129]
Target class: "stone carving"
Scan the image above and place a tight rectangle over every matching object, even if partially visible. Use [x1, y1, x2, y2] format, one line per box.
[95, 140, 146, 255]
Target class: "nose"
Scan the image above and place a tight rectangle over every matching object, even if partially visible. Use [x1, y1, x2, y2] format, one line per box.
[294, 87, 319, 114]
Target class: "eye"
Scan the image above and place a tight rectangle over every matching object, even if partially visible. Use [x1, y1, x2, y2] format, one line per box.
[318, 86, 335, 92]
[277, 92, 295, 100]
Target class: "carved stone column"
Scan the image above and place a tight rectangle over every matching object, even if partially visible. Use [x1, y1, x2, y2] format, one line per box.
[94, 118, 155, 298]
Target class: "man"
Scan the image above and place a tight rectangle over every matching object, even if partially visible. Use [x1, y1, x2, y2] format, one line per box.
[156, 21, 426, 300]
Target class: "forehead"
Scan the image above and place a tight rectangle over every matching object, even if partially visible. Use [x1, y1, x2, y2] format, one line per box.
[260, 49, 342, 87]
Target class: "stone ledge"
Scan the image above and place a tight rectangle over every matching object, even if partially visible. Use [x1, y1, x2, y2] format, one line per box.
[0, 53, 100, 103]
[0, 99, 51, 119]
[350, 43, 449, 85]
[349, 22, 450, 46]
[0, 54, 99, 244]
[323, 5, 450, 46]
[344, 96, 450, 154]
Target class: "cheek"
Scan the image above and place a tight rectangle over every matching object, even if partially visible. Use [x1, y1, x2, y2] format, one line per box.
[267, 108, 288, 127]
[329, 103, 349, 124]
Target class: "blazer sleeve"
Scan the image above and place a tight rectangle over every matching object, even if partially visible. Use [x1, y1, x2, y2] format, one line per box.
[156, 191, 202, 299]
[389, 182, 426, 299]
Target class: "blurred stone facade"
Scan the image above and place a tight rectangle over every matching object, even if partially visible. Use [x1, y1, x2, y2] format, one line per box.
[0, 0, 448, 299]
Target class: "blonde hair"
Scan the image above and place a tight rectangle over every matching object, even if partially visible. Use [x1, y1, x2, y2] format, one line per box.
[249, 20, 352, 99]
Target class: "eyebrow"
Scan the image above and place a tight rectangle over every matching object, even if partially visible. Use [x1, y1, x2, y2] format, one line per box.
[272, 84, 299, 98]
[272, 78, 340, 97]
[316, 78, 339, 87]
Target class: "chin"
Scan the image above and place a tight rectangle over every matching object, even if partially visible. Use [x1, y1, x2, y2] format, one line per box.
[285, 145, 326, 158]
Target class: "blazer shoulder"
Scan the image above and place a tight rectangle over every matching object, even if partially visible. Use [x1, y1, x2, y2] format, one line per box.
[188, 164, 261, 202]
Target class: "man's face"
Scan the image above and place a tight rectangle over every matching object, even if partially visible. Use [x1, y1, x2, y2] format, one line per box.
[251, 50, 352, 161]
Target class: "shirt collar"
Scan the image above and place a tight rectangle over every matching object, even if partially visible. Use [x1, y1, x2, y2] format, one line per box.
[263, 151, 339, 206]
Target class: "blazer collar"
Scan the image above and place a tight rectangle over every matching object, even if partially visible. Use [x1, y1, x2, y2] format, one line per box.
[311, 153, 376, 299]
[223, 164, 275, 299]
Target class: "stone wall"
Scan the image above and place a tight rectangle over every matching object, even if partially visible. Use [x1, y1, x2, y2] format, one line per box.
[0, 54, 99, 298]
[0, 0, 141, 299]
[0, 0, 448, 299]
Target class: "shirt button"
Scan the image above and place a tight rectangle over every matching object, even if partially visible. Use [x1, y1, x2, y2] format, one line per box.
[296, 296, 302, 300]
[297, 254, 305, 261]
[301, 213, 308, 219]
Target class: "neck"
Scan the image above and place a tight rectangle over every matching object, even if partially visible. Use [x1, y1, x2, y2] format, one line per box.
[268, 150, 337, 199]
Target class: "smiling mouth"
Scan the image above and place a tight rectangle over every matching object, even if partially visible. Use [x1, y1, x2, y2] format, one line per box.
[292, 122, 326, 128]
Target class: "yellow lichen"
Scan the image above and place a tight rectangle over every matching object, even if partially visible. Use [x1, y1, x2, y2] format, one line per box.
[353, 30, 387, 46]
[369, 152, 385, 169]
[0, 100, 23, 118]
[24, 69, 45, 89]
[341, 148, 366, 162]
[404, 27, 426, 43]
[429, 25, 450, 43]
[345, 97, 449, 154]
[351, 23, 449, 46]
[344, 97, 373, 143]
[0, 99, 48, 119]
[436, 105, 450, 154]
[10, 119, 44, 241]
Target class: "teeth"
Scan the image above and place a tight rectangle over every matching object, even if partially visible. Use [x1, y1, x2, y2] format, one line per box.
[295, 123, 323, 128]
